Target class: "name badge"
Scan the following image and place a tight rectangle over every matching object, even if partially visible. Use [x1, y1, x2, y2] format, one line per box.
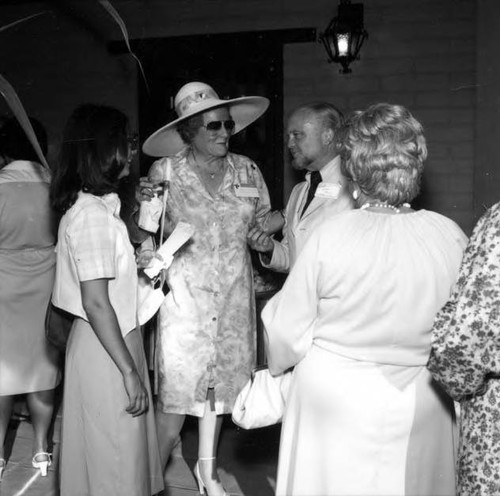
[315, 182, 341, 199]
[235, 184, 260, 198]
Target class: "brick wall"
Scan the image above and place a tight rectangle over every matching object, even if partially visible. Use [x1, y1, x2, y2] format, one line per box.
[0, 0, 478, 231]
[476, 0, 500, 219]
[283, 0, 476, 231]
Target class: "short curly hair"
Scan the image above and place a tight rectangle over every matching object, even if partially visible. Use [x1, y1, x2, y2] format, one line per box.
[339, 103, 427, 206]
[176, 114, 204, 145]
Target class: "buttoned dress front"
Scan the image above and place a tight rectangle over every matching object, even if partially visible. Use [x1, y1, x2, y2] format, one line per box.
[150, 150, 271, 416]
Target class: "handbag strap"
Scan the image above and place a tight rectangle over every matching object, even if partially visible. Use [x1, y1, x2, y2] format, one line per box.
[158, 158, 171, 246]
[251, 364, 269, 381]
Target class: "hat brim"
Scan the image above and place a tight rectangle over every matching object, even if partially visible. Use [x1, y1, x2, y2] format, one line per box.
[142, 96, 270, 157]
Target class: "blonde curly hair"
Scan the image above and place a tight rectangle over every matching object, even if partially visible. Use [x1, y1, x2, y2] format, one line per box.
[339, 103, 427, 206]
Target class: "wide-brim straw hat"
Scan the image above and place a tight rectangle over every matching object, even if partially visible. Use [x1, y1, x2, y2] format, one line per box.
[142, 81, 270, 157]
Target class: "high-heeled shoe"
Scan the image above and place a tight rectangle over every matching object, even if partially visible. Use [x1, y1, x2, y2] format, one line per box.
[0, 458, 6, 481]
[194, 457, 228, 496]
[32, 452, 52, 477]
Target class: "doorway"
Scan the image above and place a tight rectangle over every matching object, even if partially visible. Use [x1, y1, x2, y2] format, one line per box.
[112, 29, 315, 208]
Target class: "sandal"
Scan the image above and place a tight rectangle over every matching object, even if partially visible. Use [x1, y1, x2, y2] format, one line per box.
[0, 458, 5, 481]
[32, 452, 52, 477]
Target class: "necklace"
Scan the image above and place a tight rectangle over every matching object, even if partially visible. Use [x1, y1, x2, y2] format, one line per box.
[360, 202, 402, 213]
[191, 151, 224, 180]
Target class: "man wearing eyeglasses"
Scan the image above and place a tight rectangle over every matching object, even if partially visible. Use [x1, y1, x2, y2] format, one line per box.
[247, 102, 354, 272]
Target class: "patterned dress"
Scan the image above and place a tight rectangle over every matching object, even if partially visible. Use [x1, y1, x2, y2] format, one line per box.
[150, 149, 271, 416]
[429, 202, 500, 496]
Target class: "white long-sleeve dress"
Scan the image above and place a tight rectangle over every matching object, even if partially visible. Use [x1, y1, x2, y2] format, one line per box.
[262, 209, 467, 496]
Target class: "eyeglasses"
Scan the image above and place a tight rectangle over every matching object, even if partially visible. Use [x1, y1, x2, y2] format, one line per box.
[202, 119, 236, 132]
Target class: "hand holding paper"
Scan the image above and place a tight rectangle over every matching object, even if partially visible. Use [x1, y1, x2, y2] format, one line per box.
[144, 221, 194, 279]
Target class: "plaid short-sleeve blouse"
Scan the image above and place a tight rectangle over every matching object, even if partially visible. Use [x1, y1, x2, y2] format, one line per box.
[52, 192, 138, 337]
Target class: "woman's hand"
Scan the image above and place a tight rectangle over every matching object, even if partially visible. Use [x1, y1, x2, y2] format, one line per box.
[247, 226, 274, 253]
[123, 369, 149, 417]
[136, 249, 156, 269]
[135, 177, 156, 203]
[81, 279, 150, 417]
[158, 268, 167, 287]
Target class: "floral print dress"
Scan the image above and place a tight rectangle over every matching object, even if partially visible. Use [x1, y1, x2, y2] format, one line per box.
[428, 202, 500, 496]
[149, 149, 271, 416]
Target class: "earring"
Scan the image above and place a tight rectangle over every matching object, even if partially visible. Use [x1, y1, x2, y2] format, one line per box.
[352, 189, 359, 201]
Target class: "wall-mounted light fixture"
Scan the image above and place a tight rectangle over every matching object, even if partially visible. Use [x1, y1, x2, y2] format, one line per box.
[319, 0, 368, 74]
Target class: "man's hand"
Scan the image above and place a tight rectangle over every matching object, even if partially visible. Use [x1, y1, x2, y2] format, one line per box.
[264, 210, 285, 235]
[247, 226, 274, 253]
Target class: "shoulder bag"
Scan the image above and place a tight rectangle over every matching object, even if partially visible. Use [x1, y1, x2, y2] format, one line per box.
[45, 301, 74, 351]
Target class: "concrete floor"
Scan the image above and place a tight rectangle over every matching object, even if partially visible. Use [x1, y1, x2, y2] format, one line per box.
[0, 402, 280, 496]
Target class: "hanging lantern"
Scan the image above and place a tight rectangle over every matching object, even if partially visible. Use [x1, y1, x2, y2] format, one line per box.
[319, 0, 368, 74]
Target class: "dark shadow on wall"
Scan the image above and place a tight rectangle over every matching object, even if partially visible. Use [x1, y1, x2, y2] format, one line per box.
[109, 28, 317, 211]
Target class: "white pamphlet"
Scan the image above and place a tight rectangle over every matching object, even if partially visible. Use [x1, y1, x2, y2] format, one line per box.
[143, 221, 194, 279]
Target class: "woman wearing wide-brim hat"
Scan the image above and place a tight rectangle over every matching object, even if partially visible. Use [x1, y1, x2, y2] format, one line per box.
[138, 82, 274, 496]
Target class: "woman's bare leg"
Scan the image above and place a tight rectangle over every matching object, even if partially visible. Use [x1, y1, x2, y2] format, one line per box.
[26, 389, 55, 457]
[156, 410, 185, 471]
[0, 395, 14, 460]
[197, 389, 225, 496]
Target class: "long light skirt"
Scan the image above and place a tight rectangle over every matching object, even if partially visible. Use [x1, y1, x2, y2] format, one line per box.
[60, 319, 164, 496]
[276, 346, 456, 496]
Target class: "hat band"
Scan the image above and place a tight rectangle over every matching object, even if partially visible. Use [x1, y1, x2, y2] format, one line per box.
[176, 89, 220, 117]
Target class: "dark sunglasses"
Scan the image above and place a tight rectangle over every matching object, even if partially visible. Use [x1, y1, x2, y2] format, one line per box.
[203, 119, 236, 132]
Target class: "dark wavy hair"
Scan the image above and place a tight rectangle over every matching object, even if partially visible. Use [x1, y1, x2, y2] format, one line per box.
[176, 113, 204, 145]
[0, 117, 47, 162]
[51, 104, 129, 213]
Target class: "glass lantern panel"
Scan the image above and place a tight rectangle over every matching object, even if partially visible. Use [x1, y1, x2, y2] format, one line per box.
[337, 33, 350, 57]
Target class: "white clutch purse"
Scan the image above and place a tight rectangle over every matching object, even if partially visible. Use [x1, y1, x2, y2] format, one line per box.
[232, 365, 293, 429]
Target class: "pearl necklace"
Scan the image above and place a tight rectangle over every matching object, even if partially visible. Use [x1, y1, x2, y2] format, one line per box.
[360, 202, 402, 213]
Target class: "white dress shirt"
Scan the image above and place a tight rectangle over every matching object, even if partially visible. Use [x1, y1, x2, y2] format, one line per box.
[262, 155, 354, 272]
